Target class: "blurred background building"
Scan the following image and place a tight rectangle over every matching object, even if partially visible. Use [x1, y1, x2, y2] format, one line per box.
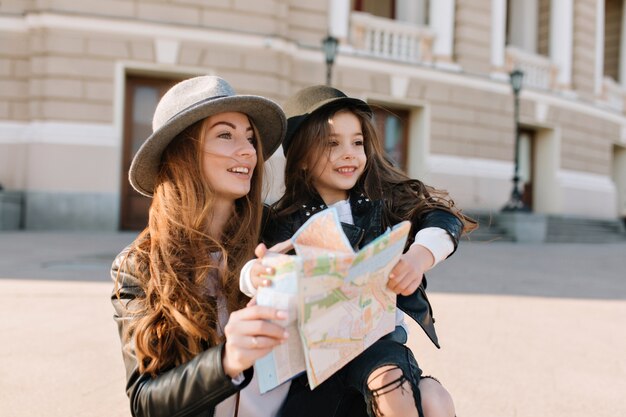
[0, 0, 625, 240]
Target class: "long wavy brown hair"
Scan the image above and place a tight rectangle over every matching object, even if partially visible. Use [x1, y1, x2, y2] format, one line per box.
[274, 103, 476, 235]
[119, 117, 264, 376]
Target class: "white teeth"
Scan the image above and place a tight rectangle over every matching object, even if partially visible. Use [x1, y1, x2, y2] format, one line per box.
[228, 167, 249, 174]
[337, 167, 355, 173]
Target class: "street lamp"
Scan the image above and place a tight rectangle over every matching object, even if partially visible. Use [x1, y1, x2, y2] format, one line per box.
[322, 35, 339, 86]
[502, 69, 529, 212]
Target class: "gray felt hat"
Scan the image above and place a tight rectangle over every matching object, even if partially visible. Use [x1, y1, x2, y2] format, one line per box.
[129, 75, 286, 197]
[282, 85, 371, 155]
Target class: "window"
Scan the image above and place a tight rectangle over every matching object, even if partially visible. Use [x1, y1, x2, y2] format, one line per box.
[506, 0, 550, 56]
[352, 0, 429, 25]
[604, 0, 623, 82]
[352, 0, 395, 19]
[371, 106, 410, 171]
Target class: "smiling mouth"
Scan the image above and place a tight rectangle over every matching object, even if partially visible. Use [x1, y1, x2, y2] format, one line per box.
[227, 166, 250, 175]
[336, 167, 356, 174]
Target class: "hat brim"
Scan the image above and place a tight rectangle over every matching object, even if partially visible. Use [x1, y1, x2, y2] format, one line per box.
[129, 95, 285, 197]
[283, 97, 371, 155]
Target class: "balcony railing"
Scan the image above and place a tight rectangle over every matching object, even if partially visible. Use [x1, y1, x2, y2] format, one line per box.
[601, 76, 626, 113]
[505, 46, 557, 90]
[349, 11, 434, 64]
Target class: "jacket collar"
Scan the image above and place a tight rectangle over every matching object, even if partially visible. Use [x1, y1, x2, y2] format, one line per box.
[297, 188, 384, 249]
[299, 188, 373, 216]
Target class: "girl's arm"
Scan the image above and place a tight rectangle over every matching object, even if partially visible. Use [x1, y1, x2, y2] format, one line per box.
[240, 205, 291, 296]
[239, 259, 260, 297]
[411, 227, 455, 267]
[239, 243, 278, 296]
[387, 228, 453, 296]
[239, 237, 295, 296]
[418, 209, 464, 253]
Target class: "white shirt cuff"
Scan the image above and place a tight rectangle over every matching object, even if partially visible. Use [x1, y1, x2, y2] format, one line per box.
[239, 259, 257, 297]
[411, 227, 454, 269]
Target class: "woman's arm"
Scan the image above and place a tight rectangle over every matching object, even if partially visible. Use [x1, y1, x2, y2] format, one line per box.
[111, 250, 253, 417]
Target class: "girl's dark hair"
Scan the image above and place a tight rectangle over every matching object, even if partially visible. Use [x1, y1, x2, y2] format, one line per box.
[274, 103, 476, 234]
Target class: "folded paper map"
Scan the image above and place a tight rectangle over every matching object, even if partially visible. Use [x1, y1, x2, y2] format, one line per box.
[255, 207, 411, 393]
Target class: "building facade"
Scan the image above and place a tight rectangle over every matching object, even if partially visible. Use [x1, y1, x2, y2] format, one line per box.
[1, 0, 625, 230]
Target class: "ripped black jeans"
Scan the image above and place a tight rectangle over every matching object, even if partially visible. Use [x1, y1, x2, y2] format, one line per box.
[278, 327, 425, 417]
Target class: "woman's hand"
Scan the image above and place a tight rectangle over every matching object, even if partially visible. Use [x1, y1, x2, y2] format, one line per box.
[387, 244, 434, 296]
[222, 305, 289, 378]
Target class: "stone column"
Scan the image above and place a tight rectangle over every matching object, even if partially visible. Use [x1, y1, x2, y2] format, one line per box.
[429, 0, 455, 62]
[619, 0, 626, 83]
[595, 0, 605, 94]
[328, 0, 350, 39]
[550, 0, 574, 88]
[491, 0, 507, 73]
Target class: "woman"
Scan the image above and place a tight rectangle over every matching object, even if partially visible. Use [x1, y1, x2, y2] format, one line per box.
[111, 75, 292, 417]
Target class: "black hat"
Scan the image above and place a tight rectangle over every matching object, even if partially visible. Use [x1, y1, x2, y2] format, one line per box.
[282, 85, 372, 155]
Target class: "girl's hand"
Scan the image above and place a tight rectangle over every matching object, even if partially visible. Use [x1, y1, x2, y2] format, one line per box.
[249, 243, 275, 289]
[249, 240, 294, 289]
[222, 305, 289, 378]
[387, 244, 434, 296]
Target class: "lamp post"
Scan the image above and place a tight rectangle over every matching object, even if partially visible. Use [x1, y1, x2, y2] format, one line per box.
[322, 35, 339, 86]
[502, 69, 529, 212]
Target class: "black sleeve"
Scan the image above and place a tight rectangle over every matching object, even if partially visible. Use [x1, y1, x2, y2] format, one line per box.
[415, 209, 464, 255]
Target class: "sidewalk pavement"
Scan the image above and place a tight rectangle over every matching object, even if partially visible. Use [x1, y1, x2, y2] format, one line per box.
[1, 232, 625, 417]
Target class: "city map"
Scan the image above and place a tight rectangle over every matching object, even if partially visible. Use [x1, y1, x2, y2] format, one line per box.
[255, 208, 411, 393]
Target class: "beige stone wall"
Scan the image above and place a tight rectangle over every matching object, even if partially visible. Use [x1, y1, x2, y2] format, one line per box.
[4, 0, 284, 35]
[0, 141, 120, 193]
[453, 0, 491, 74]
[0, 143, 27, 189]
[558, 111, 618, 176]
[572, 0, 597, 97]
[0, 0, 624, 222]
[322, 65, 619, 179]
[12, 27, 298, 124]
[0, 0, 327, 125]
[425, 84, 513, 161]
[285, 1, 327, 47]
[517, 97, 620, 178]
[25, 144, 119, 192]
[28, 29, 118, 123]
[0, 31, 29, 121]
[0, 0, 35, 14]
[604, 0, 622, 81]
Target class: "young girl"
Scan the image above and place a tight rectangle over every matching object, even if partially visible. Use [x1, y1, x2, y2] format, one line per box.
[111, 75, 295, 417]
[242, 86, 475, 417]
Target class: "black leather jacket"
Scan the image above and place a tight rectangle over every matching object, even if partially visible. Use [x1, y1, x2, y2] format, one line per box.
[262, 192, 463, 348]
[110, 248, 253, 417]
